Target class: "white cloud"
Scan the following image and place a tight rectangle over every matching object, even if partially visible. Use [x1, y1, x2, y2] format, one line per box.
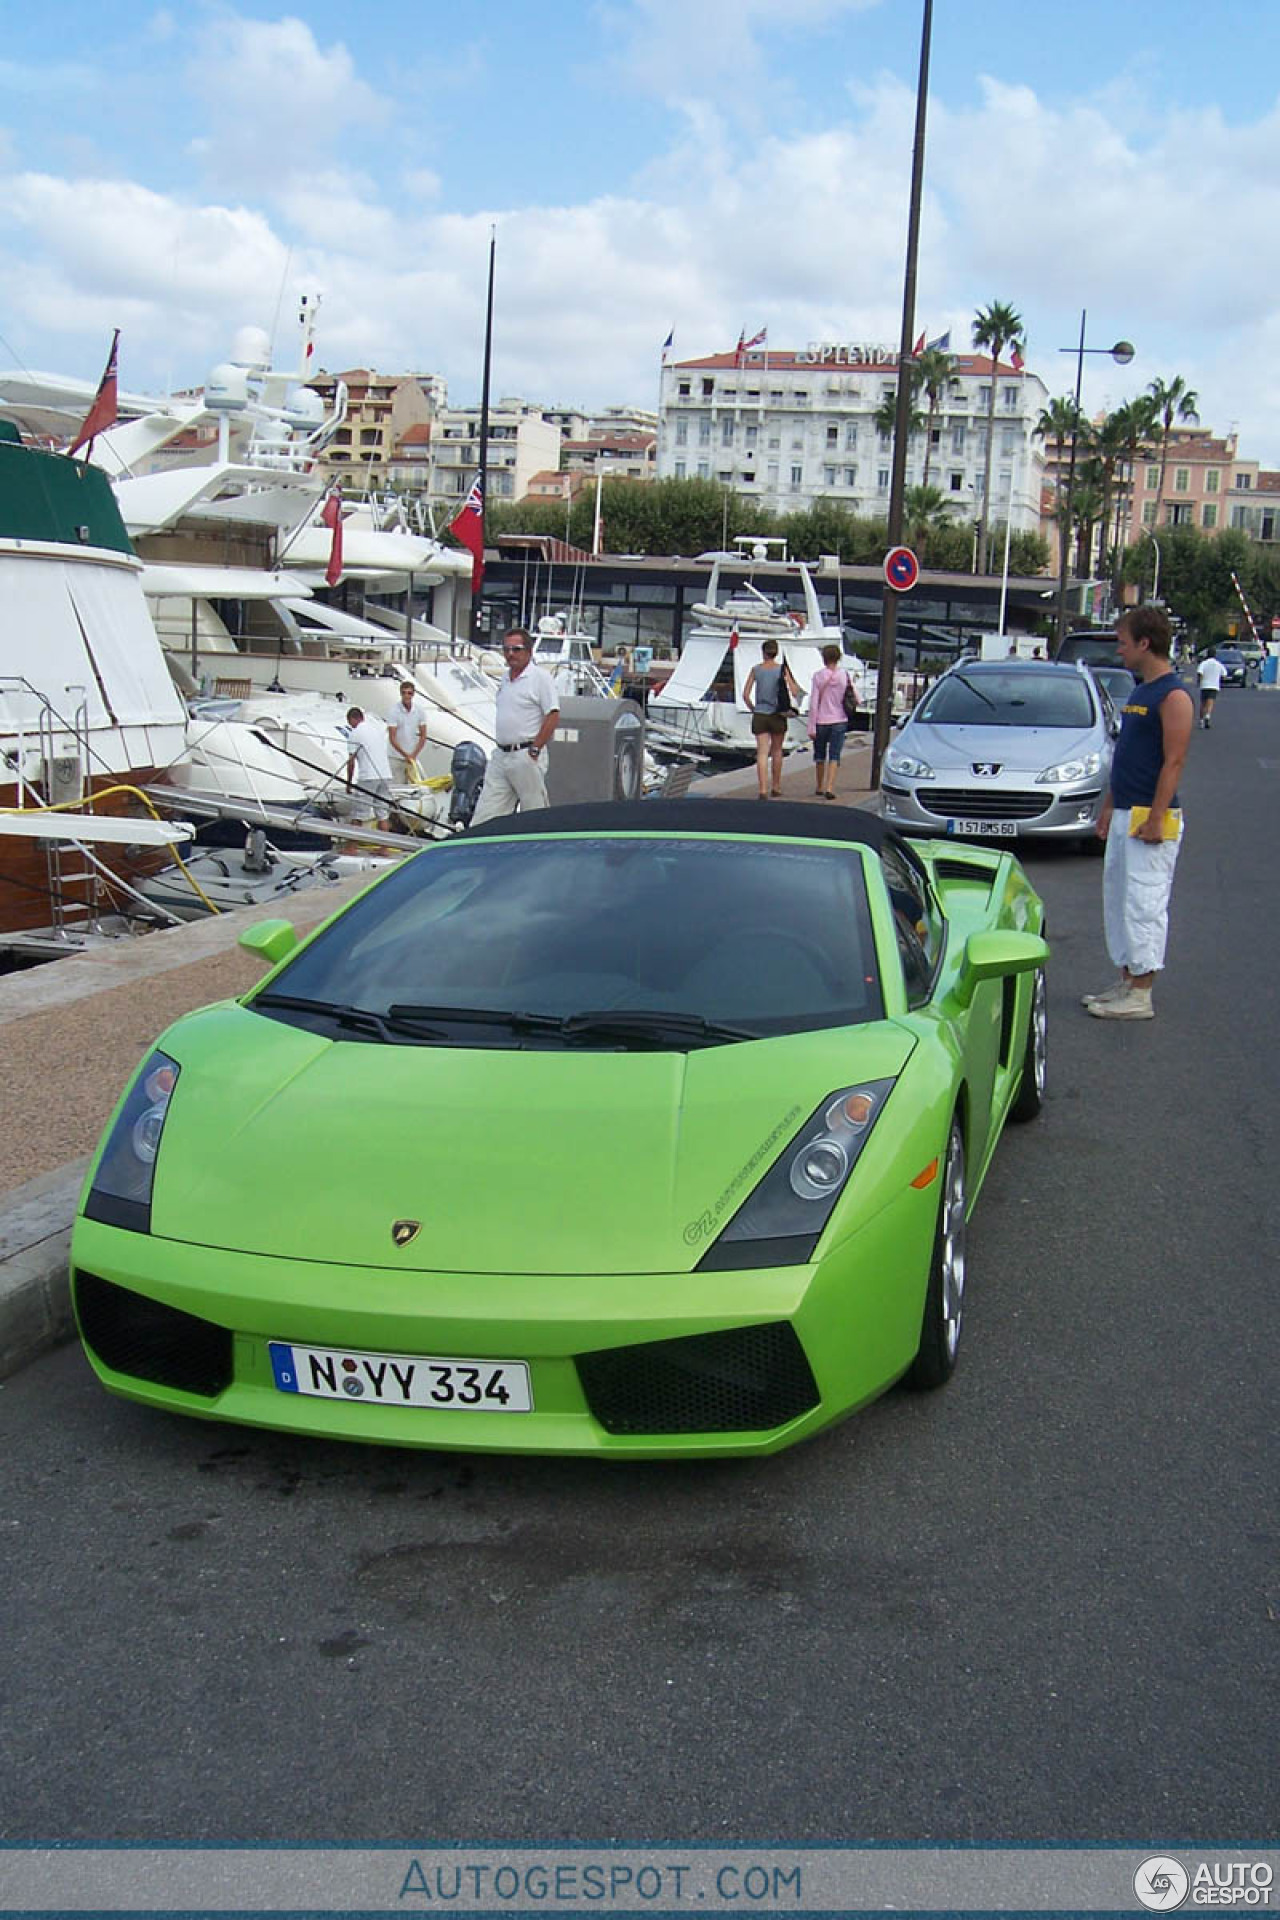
[3, 27, 1280, 463]
[183, 15, 385, 193]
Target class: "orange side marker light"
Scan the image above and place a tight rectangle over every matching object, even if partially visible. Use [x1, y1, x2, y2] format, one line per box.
[910, 1159, 939, 1189]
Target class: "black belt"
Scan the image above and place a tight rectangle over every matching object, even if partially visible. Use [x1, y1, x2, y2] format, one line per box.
[497, 740, 537, 751]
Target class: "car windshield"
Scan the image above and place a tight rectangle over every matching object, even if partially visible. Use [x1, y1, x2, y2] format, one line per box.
[919, 670, 1096, 729]
[253, 833, 883, 1047]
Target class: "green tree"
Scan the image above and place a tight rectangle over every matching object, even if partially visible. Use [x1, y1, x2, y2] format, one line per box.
[872, 370, 925, 448]
[971, 298, 1026, 574]
[915, 347, 955, 490]
[1105, 394, 1161, 598]
[1035, 394, 1086, 587]
[901, 484, 957, 560]
[1146, 375, 1200, 530]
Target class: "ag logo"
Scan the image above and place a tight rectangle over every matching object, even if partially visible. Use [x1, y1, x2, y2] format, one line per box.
[391, 1219, 422, 1248]
[972, 763, 1002, 777]
[1134, 1858, 1189, 1911]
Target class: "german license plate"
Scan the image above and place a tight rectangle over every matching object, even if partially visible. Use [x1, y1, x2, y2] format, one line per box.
[948, 819, 1017, 837]
[269, 1341, 532, 1411]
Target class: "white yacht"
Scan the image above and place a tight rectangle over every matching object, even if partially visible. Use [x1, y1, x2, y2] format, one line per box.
[646, 539, 865, 760]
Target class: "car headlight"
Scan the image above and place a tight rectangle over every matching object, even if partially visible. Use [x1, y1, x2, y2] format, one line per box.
[1037, 751, 1102, 784]
[82, 1051, 180, 1235]
[884, 748, 934, 780]
[695, 1081, 896, 1270]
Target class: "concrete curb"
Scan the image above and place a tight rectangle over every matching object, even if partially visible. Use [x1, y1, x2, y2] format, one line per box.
[0, 1160, 89, 1379]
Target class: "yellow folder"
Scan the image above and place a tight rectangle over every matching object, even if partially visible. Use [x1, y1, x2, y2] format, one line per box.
[1127, 806, 1182, 840]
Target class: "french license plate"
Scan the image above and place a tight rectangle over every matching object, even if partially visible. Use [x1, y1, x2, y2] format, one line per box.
[947, 819, 1017, 837]
[269, 1341, 532, 1412]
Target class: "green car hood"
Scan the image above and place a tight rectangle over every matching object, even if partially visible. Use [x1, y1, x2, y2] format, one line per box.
[145, 1004, 916, 1275]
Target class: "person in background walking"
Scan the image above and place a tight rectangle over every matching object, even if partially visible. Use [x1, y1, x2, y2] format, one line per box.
[469, 628, 560, 826]
[1084, 605, 1193, 1022]
[744, 638, 802, 799]
[807, 643, 854, 800]
[1196, 651, 1224, 728]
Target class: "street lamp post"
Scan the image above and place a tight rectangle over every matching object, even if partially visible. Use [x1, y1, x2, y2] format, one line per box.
[1053, 312, 1135, 647]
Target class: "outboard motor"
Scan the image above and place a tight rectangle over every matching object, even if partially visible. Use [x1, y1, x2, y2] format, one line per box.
[449, 740, 488, 828]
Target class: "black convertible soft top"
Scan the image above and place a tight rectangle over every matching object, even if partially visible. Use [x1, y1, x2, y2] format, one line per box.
[466, 798, 900, 850]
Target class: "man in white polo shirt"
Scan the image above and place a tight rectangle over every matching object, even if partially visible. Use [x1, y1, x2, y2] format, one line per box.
[387, 678, 429, 775]
[470, 628, 560, 826]
[344, 705, 394, 831]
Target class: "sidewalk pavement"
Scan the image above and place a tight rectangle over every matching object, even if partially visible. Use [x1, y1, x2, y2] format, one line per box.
[0, 744, 880, 1381]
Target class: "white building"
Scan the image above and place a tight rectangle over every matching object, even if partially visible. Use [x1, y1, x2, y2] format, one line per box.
[657, 343, 1048, 534]
[428, 397, 561, 513]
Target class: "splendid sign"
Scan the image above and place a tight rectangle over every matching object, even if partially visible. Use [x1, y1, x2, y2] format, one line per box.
[797, 343, 899, 365]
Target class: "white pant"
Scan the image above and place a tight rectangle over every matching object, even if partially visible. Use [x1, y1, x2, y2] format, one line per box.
[1102, 808, 1184, 977]
[470, 747, 549, 826]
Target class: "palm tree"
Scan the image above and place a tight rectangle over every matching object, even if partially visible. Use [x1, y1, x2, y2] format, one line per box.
[971, 300, 1026, 574]
[916, 346, 954, 489]
[1107, 394, 1161, 594]
[1147, 376, 1200, 529]
[902, 484, 956, 560]
[1035, 395, 1085, 584]
[873, 372, 925, 445]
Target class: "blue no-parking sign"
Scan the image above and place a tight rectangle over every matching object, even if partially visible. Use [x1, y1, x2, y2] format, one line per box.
[884, 546, 920, 592]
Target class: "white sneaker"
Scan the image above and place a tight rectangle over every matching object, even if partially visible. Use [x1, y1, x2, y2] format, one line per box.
[1087, 987, 1154, 1020]
[1081, 981, 1127, 1007]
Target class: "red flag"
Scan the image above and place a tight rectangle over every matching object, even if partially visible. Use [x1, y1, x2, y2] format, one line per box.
[448, 472, 485, 594]
[912, 331, 925, 356]
[735, 329, 746, 368]
[1011, 344, 1025, 372]
[68, 330, 120, 457]
[321, 486, 344, 588]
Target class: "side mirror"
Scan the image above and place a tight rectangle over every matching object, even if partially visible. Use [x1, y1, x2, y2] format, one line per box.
[238, 918, 298, 968]
[954, 930, 1049, 1008]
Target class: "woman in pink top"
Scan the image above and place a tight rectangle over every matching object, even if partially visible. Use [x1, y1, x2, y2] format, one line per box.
[808, 644, 856, 799]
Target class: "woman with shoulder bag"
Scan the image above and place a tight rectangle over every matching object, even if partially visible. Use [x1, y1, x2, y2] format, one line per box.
[744, 637, 803, 798]
[807, 643, 856, 799]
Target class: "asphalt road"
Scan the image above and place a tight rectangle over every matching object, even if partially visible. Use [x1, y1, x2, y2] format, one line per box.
[2, 683, 1277, 1846]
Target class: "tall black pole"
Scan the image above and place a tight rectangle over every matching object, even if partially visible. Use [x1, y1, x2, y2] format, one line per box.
[1054, 308, 1087, 650]
[870, 0, 933, 790]
[472, 228, 496, 647]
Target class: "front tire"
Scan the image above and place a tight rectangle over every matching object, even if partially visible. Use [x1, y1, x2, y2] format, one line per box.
[905, 1117, 967, 1390]
[1009, 966, 1047, 1122]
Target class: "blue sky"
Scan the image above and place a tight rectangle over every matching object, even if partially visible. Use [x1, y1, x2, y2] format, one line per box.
[2, 0, 1280, 459]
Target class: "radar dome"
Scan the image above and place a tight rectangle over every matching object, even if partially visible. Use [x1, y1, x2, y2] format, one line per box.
[230, 325, 272, 373]
[283, 386, 326, 431]
[205, 363, 250, 412]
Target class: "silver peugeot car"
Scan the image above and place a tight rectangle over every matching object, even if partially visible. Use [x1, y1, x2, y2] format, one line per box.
[881, 659, 1116, 844]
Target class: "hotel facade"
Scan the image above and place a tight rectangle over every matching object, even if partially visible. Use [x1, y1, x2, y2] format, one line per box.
[656, 343, 1049, 533]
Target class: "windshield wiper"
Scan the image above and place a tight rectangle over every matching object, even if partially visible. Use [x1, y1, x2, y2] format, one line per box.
[559, 1009, 755, 1049]
[252, 991, 396, 1040]
[949, 674, 998, 711]
[386, 1003, 565, 1037]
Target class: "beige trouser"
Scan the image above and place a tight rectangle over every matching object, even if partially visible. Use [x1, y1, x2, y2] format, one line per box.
[470, 748, 549, 825]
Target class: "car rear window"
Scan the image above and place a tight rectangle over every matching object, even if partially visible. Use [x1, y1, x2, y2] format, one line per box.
[919, 669, 1096, 729]
[256, 834, 884, 1045]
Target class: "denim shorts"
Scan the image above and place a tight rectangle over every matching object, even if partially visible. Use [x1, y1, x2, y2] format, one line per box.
[813, 722, 848, 763]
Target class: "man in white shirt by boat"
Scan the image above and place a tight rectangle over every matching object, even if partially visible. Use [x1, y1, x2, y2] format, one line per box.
[345, 705, 394, 830]
[469, 628, 560, 826]
[387, 679, 429, 776]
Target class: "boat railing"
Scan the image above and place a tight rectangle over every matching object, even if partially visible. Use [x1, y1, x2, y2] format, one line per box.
[1, 677, 90, 809]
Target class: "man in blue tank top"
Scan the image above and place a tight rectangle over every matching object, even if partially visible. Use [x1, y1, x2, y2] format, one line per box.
[1084, 605, 1194, 1020]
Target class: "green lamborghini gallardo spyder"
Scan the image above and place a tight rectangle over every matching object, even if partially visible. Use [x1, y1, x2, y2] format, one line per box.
[72, 800, 1048, 1457]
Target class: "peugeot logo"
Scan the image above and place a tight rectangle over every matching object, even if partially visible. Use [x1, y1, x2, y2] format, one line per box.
[972, 763, 1002, 777]
[391, 1219, 422, 1248]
